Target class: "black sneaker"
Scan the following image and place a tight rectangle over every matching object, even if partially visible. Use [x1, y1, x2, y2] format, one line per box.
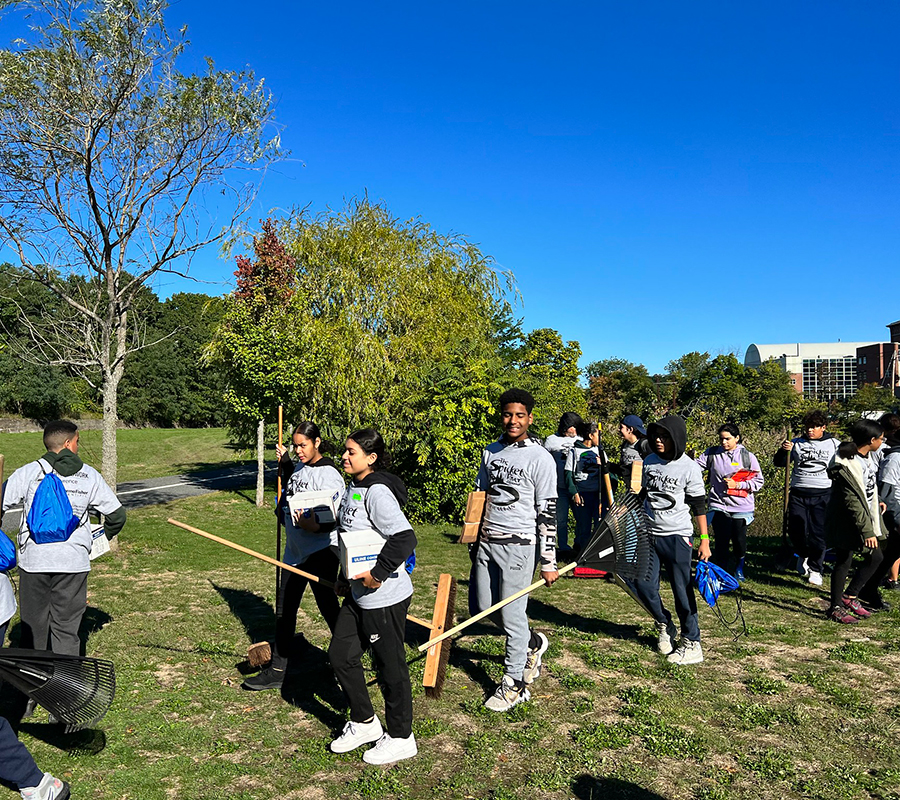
[241, 666, 285, 691]
[860, 596, 892, 613]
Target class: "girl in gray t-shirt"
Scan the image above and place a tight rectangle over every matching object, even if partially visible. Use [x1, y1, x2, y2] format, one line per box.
[328, 428, 418, 765]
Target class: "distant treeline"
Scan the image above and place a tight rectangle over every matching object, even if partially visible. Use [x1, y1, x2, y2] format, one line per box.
[0, 268, 226, 427]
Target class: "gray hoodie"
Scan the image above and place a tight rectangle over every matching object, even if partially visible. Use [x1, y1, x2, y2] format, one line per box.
[642, 416, 707, 537]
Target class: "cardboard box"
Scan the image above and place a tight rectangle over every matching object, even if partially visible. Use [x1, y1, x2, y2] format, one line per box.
[287, 488, 342, 525]
[339, 528, 385, 576]
[458, 491, 486, 544]
[89, 523, 110, 561]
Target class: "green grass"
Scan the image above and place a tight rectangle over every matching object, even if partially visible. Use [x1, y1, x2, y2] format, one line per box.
[0, 427, 271, 482]
[4, 492, 900, 800]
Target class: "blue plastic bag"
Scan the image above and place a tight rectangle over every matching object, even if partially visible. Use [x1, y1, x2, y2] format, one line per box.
[26, 463, 80, 545]
[0, 531, 15, 572]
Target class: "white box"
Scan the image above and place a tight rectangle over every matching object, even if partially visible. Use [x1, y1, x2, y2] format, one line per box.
[287, 488, 342, 525]
[339, 528, 385, 576]
[89, 523, 110, 561]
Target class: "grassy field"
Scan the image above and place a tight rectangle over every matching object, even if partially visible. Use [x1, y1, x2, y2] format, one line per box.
[0, 428, 267, 482]
[3, 491, 900, 800]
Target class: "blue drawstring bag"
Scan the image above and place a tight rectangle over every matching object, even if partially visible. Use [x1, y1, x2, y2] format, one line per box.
[695, 560, 740, 608]
[695, 560, 746, 640]
[26, 461, 81, 545]
[0, 532, 15, 572]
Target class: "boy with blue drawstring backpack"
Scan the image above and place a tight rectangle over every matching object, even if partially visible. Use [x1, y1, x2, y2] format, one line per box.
[1, 420, 126, 657]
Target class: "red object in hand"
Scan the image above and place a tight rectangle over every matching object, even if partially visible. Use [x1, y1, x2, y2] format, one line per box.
[726, 469, 757, 497]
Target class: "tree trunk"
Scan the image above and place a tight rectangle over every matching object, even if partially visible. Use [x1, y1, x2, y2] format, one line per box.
[101, 369, 122, 552]
[101, 372, 120, 490]
[256, 418, 265, 507]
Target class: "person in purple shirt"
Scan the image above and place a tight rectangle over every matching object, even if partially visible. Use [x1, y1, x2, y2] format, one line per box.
[695, 422, 764, 581]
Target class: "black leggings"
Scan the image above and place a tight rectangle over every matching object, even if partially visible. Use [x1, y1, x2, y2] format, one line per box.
[830, 547, 885, 609]
[711, 511, 748, 566]
[859, 528, 900, 602]
[272, 547, 340, 667]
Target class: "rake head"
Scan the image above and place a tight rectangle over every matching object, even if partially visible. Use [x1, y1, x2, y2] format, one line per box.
[0, 648, 115, 732]
[577, 492, 653, 582]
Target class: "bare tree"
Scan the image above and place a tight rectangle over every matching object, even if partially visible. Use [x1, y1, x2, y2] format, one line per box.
[0, 0, 281, 485]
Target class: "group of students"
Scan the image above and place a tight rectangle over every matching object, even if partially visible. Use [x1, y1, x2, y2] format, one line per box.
[2, 400, 897, 780]
[247, 387, 743, 766]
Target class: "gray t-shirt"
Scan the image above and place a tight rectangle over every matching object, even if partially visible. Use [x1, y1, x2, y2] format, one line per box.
[4, 459, 123, 573]
[476, 437, 557, 568]
[543, 434, 579, 491]
[788, 436, 840, 491]
[0, 571, 15, 628]
[337, 482, 413, 610]
[282, 461, 345, 566]
[641, 453, 706, 536]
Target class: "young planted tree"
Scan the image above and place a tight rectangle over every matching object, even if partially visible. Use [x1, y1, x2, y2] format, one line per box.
[0, 0, 280, 485]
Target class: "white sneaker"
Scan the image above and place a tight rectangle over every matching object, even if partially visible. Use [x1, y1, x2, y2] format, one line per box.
[797, 556, 809, 577]
[362, 732, 418, 764]
[330, 717, 384, 753]
[667, 639, 704, 665]
[484, 675, 530, 712]
[523, 632, 549, 684]
[808, 571, 823, 587]
[20, 773, 70, 800]
[655, 620, 678, 655]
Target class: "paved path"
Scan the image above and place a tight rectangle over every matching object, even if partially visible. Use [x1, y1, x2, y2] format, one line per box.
[2, 464, 275, 529]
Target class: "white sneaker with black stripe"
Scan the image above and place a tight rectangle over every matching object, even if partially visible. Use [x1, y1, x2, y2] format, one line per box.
[484, 675, 531, 712]
[523, 632, 549, 684]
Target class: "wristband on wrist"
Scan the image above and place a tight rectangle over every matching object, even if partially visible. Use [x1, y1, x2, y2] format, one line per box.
[699, 534, 710, 541]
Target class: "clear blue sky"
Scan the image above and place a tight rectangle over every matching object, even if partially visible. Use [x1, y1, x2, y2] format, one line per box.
[8, 2, 900, 373]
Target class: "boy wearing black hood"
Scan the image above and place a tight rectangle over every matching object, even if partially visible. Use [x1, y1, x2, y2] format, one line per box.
[633, 415, 709, 665]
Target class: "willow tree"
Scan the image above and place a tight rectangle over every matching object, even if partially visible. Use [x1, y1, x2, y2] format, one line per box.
[0, 0, 280, 485]
[211, 199, 517, 518]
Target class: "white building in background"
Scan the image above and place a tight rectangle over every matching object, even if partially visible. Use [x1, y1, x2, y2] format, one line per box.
[744, 342, 879, 400]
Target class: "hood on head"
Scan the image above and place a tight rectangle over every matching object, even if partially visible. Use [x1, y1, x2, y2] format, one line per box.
[646, 415, 687, 461]
[356, 471, 408, 507]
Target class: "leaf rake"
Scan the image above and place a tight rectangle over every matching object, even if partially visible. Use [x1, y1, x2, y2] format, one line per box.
[0, 648, 115, 732]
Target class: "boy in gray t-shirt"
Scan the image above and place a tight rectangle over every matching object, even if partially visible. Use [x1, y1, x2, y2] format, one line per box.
[470, 388, 559, 712]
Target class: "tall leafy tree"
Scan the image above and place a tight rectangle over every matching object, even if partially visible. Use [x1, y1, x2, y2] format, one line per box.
[512, 328, 587, 436]
[210, 199, 516, 519]
[0, 0, 280, 485]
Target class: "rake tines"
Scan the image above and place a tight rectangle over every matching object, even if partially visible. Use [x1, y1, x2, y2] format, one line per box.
[0, 648, 116, 732]
[578, 492, 653, 582]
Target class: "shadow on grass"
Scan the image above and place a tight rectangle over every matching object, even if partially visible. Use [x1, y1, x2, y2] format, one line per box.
[5, 606, 111, 658]
[280, 641, 347, 731]
[15, 723, 108, 755]
[572, 776, 669, 800]
[210, 582, 275, 646]
[527, 597, 648, 644]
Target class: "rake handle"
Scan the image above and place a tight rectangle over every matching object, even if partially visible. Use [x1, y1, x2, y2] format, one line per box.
[167, 518, 434, 631]
[417, 561, 577, 652]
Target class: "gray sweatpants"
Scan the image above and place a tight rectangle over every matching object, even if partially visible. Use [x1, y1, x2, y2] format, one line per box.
[469, 541, 535, 682]
[19, 570, 88, 656]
